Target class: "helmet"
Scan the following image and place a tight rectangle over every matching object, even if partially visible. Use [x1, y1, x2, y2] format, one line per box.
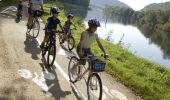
[88, 19, 101, 27]
[68, 14, 74, 18]
[51, 7, 60, 14]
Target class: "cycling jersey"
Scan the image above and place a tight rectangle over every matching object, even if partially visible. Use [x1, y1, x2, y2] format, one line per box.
[46, 16, 61, 31]
[17, 4, 23, 11]
[63, 20, 72, 31]
[80, 31, 97, 48]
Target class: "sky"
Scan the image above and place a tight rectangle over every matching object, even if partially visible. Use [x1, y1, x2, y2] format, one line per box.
[119, 0, 170, 10]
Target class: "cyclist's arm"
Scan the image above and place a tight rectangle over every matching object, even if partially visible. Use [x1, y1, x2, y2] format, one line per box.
[78, 33, 84, 56]
[59, 23, 65, 32]
[96, 34, 106, 54]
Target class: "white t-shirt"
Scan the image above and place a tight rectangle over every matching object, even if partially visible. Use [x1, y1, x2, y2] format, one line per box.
[30, 0, 43, 11]
[81, 31, 97, 48]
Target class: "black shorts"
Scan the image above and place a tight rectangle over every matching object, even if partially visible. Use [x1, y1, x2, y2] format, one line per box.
[76, 47, 93, 65]
[28, 9, 43, 17]
[45, 30, 55, 37]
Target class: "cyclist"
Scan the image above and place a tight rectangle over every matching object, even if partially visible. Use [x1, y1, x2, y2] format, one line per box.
[76, 19, 107, 66]
[27, 0, 44, 29]
[16, 0, 23, 18]
[61, 13, 76, 43]
[40, 7, 64, 48]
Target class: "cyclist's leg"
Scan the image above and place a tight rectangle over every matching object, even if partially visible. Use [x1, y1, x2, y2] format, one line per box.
[40, 31, 49, 47]
[27, 10, 33, 27]
[73, 47, 86, 67]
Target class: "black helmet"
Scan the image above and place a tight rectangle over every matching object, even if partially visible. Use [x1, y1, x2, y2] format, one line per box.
[51, 7, 60, 14]
[68, 13, 74, 18]
[88, 19, 101, 27]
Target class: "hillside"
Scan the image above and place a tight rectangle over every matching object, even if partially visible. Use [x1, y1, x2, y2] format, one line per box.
[90, 0, 130, 8]
[143, 1, 170, 11]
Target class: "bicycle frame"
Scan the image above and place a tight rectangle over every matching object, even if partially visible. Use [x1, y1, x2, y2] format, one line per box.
[73, 56, 98, 82]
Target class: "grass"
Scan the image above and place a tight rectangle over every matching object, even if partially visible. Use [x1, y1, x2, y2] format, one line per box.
[42, 1, 170, 100]
[0, 0, 17, 9]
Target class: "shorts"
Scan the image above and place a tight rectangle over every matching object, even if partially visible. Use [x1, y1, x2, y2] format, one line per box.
[76, 46, 93, 65]
[28, 9, 43, 17]
[45, 30, 55, 37]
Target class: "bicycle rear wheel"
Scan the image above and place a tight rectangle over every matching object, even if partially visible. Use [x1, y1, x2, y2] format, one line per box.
[68, 56, 80, 83]
[87, 73, 103, 100]
[42, 45, 47, 57]
[59, 33, 64, 44]
[68, 36, 75, 51]
[47, 44, 56, 67]
[32, 18, 40, 38]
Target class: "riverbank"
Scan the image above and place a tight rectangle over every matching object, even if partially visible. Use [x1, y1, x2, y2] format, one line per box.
[42, 1, 170, 100]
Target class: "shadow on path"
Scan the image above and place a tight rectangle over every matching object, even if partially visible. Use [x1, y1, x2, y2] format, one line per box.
[24, 35, 41, 60]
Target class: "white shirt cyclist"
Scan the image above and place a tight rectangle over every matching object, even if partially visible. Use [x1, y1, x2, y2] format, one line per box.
[30, 0, 43, 11]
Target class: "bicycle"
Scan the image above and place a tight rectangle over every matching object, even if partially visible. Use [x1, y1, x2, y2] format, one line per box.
[26, 10, 42, 38]
[41, 29, 57, 67]
[15, 13, 22, 23]
[68, 54, 108, 100]
[58, 28, 76, 51]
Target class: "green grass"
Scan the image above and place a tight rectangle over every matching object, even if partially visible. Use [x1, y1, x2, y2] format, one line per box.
[0, 0, 17, 9]
[42, 1, 170, 100]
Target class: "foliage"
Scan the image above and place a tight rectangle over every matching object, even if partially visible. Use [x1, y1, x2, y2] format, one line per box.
[0, 0, 17, 9]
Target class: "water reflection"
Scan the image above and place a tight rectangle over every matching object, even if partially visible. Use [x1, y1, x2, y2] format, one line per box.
[102, 5, 170, 67]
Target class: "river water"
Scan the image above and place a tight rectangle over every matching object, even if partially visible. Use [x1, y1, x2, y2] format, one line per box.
[63, 0, 170, 68]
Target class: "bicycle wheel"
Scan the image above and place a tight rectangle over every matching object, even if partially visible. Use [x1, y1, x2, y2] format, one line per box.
[47, 44, 56, 66]
[32, 18, 40, 38]
[59, 33, 64, 44]
[15, 17, 19, 23]
[87, 73, 103, 100]
[68, 56, 80, 83]
[42, 45, 47, 57]
[68, 36, 75, 51]
[26, 27, 31, 35]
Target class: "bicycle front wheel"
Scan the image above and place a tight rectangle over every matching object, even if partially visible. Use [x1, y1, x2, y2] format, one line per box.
[87, 73, 103, 100]
[68, 36, 75, 51]
[42, 45, 47, 57]
[68, 56, 80, 83]
[47, 44, 56, 67]
[32, 18, 40, 38]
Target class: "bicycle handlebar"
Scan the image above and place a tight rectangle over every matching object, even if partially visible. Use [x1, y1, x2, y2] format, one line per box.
[83, 54, 109, 60]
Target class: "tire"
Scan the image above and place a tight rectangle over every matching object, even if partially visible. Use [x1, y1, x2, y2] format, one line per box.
[47, 44, 56, 67]
[41, 46, 47, 57]
[87, 73, 103, 100]
[68, 36, 75, 51]
[68, 56, 80, 83]
[26, 28, 31, 36]
[32, 18, 40, 38]
[15, 17, 19, 23]
[59, 33, 64, 44]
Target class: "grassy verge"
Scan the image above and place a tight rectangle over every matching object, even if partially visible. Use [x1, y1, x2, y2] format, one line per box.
[42, 1, 170, 100]
[0, 0, 17, 10]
